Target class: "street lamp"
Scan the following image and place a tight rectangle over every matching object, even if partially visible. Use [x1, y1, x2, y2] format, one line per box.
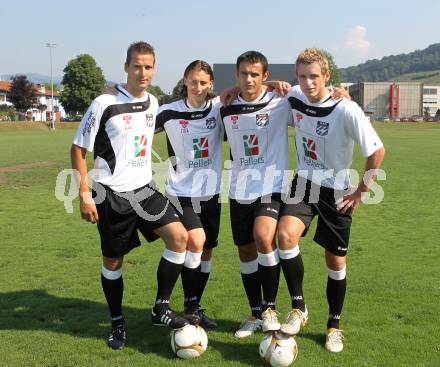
[45, 43, 57, 130]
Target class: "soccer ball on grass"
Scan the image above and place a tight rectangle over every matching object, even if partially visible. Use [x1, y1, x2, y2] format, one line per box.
[259, 331, 298, 367]
[170, 324, 208, 359]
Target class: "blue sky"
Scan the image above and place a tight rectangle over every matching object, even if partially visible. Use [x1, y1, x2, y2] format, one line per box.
[1, 0, 439, 93]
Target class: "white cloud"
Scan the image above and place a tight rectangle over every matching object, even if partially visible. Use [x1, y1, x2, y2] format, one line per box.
[344, 25, 370, 54]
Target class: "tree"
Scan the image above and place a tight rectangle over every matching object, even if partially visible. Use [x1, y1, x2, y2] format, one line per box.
[158, 78, 184, 105]
[321, 49, 341, 87]
[9, 75, 36, 112]
[147, 85, 165, 99]
[44, 83, 60, 94]
[60, 54, 105, 115]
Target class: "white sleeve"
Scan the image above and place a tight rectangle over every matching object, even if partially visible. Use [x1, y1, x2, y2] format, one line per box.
[344, 101, 383, 157]
[72, 100, 104, 152]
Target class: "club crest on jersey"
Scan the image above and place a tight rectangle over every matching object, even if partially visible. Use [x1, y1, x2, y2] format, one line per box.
[316, 120, 329, 136]
[205, 117, 216, 129]
[256, 113, 269, 127]
[179, 119, 189, 133]
[231, 115, 239, 129]
[145, 113, 154, 127]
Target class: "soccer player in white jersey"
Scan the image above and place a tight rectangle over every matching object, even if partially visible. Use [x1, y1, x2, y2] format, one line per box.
[155, 60, 223, 329]
[220, 51, 294, 337]
[71, 42, 191, 350]
[277, 48, 385, 352]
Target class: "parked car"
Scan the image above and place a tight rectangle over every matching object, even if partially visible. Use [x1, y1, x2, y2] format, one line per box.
[409, 115, 423, 122]
[400, 117, 410, 122]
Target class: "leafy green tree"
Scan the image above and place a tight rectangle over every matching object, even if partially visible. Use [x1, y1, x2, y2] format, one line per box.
[159, 78, 184, 105]
[60, 54, 105, 114]
[9, 75, 36, 112]
[147, 85, 165, 99]
[44, 83, 60, 93]
[321, 49, 340, 86]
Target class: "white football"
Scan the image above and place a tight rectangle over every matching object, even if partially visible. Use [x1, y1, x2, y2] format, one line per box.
[170, 324, 208, 359]
[259, 332, 298, 367]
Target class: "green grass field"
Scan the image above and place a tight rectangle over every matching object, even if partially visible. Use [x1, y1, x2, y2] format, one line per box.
[0, 122, 439, 367]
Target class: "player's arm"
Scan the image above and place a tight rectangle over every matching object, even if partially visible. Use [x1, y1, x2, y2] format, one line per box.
[220, 81, 292, 106]
[339, 146, 385, 213]
[331, 86, 351, 100]
[71, 144, 99, 223]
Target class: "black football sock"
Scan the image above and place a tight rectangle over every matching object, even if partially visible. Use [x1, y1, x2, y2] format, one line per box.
[326, 267, 347, 329]
[195, 260, 211, 303]
[258, 251, 280, 310]
[101, 267, 124, 321]
[154, 250, 185, 311]
[279, 248, 305, 311]
[240, 259, 262, 319]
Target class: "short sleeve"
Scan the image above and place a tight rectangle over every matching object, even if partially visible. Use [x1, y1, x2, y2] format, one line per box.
[72, 100, 104, 152]
[344, 101, 383, 157]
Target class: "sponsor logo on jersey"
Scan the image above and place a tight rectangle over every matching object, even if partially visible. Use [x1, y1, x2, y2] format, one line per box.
[193, 137, 209, 159]
[145, 113, 154, 127]
[132, 105, 143, 111]
[179, 119, 189, 133]
[243, 134, 259, 156]
[240, 134, 264, 165]
[122, 115, 132, 130]
[82, 110, 96, 136]
[302, 137, 317, 160]
[205, 117, 216, 129]
[185, 137, 212, 168]
[305, 108, 317, 115]
[295, 113, 303, 128]
[256, 113, 269, 127]
[316, 120, 329, 136]
[190, 112, 204, 119]
[134, 135, 147, 157]
[231, 115, 239, 129]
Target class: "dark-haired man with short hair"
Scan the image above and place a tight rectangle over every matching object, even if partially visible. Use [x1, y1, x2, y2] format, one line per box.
[71, 41, 190, 350]
[220, 51, 293, 337]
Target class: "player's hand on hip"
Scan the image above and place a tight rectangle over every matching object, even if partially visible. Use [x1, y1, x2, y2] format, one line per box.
[338, 188, 362, 214]
[80, 193, 99, 224]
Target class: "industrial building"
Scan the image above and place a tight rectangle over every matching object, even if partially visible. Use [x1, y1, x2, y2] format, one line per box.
[349, 82, 440, 119]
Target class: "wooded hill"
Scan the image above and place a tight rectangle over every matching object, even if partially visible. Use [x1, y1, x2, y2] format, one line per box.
[340, 43, 440, 83]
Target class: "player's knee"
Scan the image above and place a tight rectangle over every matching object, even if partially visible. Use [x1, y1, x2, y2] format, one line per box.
[102, 257, 123, 271]
[277, 225, 302, 248]
[326, 252, 346, 271]
[238, 244, 257, 262]
[165, 228, 188, 252]
[202, 248, 213, 261]
[187, 231, 206, 252]
[253, 230, 274, 250]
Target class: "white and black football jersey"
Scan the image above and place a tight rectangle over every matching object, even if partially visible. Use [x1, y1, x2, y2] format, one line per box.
[156, 97, 223, 197]
[287, 86, 383, 190]
[221, 90, 292, 200]
[73, 85, 158, 192]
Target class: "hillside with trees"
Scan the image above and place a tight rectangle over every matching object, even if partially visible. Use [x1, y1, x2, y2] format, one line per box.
[340, 43, 440, 82]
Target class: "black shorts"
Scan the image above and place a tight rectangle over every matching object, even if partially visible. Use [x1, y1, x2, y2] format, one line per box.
[280, 175, 352, 256]
[168, 194, 221, 249]
[229, 193, 282, 246]
[94, 183, 180, 258]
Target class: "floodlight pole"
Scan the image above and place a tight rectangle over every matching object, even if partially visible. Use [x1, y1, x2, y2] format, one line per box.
[46, 43, 57, 130]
